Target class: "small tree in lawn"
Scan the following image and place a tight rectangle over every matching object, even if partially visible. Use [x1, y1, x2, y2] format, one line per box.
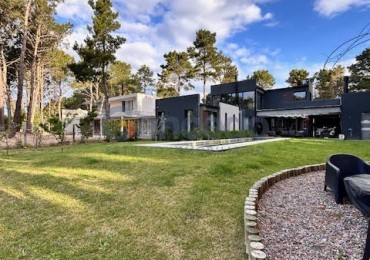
[0, 123, 18, 156]
[77, 109, 97, 143]
[40, 115, 74, 152]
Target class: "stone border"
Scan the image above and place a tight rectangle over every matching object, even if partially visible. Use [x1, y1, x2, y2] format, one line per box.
[244, 163, 326, 259]
[136, 137, 286, 151]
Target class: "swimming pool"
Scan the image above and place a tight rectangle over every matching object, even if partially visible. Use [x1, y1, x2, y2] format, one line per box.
[136, 137, 286, 151]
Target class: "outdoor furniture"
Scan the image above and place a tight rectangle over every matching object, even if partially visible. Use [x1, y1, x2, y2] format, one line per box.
[325, 154, 370, 204]
[344, 174, 370, 260]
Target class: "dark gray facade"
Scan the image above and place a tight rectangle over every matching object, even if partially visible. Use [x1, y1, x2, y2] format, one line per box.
[341, 92, 370, 140]
[210, 79, 370, 139]
[155, 79, 370, 140]
[156, 94, 200, 133]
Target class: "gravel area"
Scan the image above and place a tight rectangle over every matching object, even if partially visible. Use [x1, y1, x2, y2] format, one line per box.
[258, 171, 368, 260]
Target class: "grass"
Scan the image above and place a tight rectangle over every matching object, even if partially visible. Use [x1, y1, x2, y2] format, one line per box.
[0, 139, 369, 259]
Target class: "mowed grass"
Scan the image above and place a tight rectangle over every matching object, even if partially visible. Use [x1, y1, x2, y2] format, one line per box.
[0, 139, 369, 259]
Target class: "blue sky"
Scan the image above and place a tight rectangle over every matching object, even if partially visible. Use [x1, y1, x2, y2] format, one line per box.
[56, 0, 370, 94]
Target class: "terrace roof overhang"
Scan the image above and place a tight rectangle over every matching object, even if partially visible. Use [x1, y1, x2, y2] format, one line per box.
[256, 106, 341, 118]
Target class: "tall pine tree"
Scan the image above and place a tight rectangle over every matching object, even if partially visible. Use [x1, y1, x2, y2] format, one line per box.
[158, 50, 194, 93]
[214, 52, 238, 84]
[286, 69, 309, 87]
[188, 29, 219, 102]
[72, 0, 125, 118]
[348, 48, 370, 92]
[315, 66, 344, 99]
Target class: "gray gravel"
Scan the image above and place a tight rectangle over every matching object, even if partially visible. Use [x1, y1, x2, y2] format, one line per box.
[258, 171, 368, 260]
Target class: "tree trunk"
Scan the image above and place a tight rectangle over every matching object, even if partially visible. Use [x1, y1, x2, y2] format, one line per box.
[103, 67, 109, 119]
[58, 80, 62, 120]
[90, 83, 93, 111]
[202, 77, 206, 103]
[26, 23, 41, 132]
[0, 45, 5, 130]
[95, 82, 99, 102]
[14, 0, 33, 131]
[39, 64, 44, 124]
[102, 40, 109, 119]
[5, 76, 12, 122]
[202, 62, 206, 103]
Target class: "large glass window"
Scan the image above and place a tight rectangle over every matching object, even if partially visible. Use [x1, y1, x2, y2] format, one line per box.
[256, 91, 263, 109]
[294, 91, 306, 101]
[241, 91, 255, 109]
[212, 95, 220, 106]
[122, 100, 133, 112]
[219, 93, 238, 106]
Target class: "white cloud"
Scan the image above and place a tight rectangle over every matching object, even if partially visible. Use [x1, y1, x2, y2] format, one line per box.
[314, 0, 370, 17]
[61, 26, 90, 61]
[116, 42, 159, 70]
[56, 0, 276, 95]
[56, 0, 92, 22]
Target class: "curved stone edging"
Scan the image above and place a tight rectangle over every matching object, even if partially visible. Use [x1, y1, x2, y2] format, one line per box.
[244, 163, 326, 259]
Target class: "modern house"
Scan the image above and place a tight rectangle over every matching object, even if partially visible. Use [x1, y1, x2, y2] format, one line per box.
[155, 94, 240, 134]
[155, 78, 370, 140]
[210, 78, 370, 140]
[94, 93, 156, 139]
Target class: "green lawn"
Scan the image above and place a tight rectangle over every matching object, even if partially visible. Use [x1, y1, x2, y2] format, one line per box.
[0, 139, 369, 259]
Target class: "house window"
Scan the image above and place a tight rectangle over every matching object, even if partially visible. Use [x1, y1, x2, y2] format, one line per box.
[233, 114, 236, 130]
[122, 100, 134, 112]
[207, 112, 217, 131]
[225, 113, 228, 131]
[241, 91, 255, 109]
[186, 110, 193, 132]
[212, 95, 220, 106]
[158, 112, 165, 132]
[256, 91, 263, 109]
[140, 119, 147, 135]
[294, 91, 306, 101]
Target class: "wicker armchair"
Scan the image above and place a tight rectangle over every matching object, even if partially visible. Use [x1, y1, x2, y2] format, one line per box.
[324, 154, 370, 204]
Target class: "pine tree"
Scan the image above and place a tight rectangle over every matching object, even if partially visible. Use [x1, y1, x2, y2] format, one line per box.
[286, 69, 309, 87]
[135, 65, 155, 94]
[71, 0, 125, 118]
[188, 29, 219, 102]
[315, 66, 344, 99]
[108, 61, 135, 96]
[158, 51, 194, 93]
[215, 52, 238, 84]
[251, 70, 275, 89]
[348, 48, 370, 92]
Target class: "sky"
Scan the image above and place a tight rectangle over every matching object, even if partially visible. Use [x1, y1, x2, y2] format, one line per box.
[55, 0, 370, 94]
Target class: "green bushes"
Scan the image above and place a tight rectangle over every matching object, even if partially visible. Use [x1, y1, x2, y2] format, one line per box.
[156, 128, 254, 141]
[103, 120, 123, 142]
[77, 109, 98, 143]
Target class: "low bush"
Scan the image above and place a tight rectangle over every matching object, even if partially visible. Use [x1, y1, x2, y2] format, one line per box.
[157, 128, 254, 141]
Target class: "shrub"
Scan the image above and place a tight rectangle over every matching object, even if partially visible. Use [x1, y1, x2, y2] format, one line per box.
[40, 115, 74, 152]
[157, 128, 254, 141]
[102, 120, 121, 142]
[77, 109, 98, 143]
